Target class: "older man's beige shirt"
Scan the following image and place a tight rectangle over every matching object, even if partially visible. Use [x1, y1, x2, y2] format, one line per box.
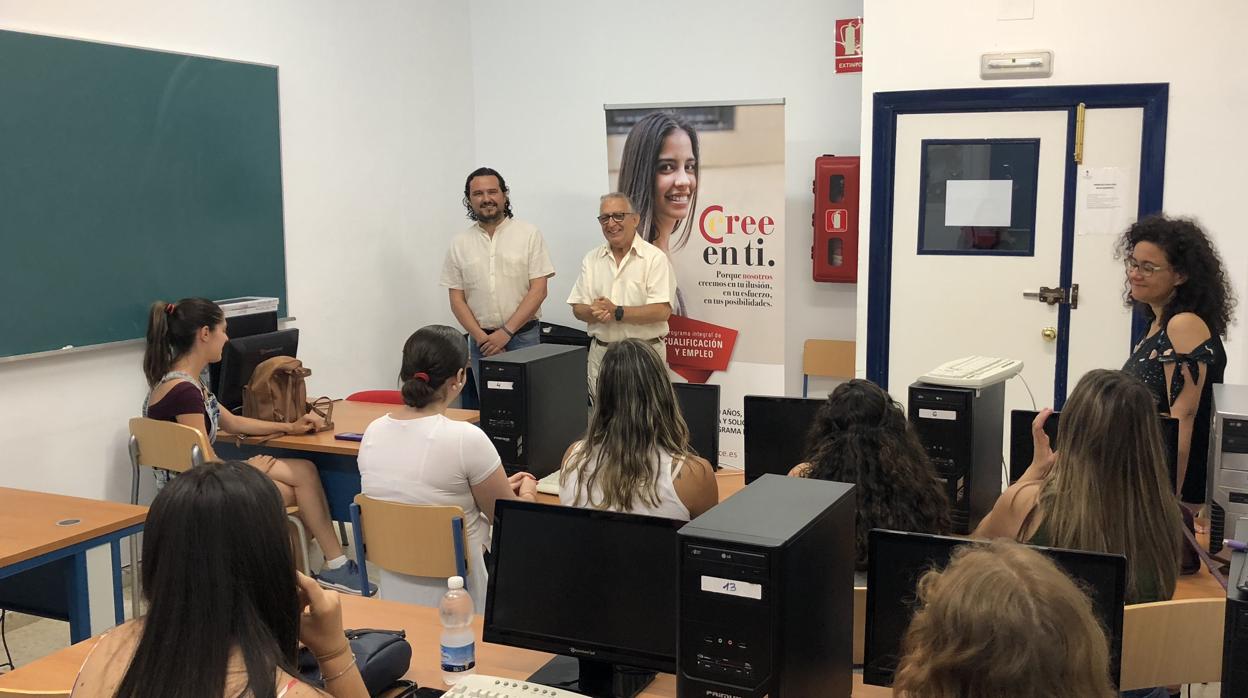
[440, 217, 555, 330]
[566, 233, 676, 342]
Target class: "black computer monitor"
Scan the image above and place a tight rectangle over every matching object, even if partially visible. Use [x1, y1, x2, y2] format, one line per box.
[208, 309, 279, 397]
[863, 529, 1127, 688]
[743, 395, 824, 483]
[1008, 409, 1179, 489]
[484, 500, 682, 697]
[673, 383, 720, 470]
[215, 328, 299, 412]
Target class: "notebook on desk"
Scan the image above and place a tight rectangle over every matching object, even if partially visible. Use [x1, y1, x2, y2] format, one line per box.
[537, 469, 561, 495]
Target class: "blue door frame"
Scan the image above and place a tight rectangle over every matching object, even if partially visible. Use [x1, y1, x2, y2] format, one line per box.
[866, 84, 1168, 407]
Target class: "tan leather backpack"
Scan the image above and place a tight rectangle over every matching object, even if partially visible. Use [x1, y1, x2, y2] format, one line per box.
[242, 356, 334, 433]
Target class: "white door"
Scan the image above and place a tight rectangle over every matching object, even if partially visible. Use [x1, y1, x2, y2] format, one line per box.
[1067, 108, 1145, 387]
[887, 108, 1145, 440]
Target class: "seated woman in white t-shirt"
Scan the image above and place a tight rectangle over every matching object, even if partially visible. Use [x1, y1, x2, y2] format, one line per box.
[358, 325, 537, 612]
[559, 338, 717, 520]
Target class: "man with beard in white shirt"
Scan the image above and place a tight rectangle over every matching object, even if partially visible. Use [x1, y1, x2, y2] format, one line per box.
[441, 167, 555, 393]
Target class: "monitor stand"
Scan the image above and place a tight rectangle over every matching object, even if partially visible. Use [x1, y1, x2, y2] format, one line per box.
[526, 655, 655, 698]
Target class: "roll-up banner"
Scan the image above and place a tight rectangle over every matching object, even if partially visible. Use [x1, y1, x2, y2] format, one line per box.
[605, 100, 786, 468]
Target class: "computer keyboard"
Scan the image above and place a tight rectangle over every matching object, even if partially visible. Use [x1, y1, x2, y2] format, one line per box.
[920, 355, 1023, 389]
[443, 674, 589, 697]
[536, 469, 561, 496]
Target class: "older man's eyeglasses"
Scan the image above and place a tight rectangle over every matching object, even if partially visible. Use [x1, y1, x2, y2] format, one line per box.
[1124, 257, 1169, 277]
[597, 212, 632, 225]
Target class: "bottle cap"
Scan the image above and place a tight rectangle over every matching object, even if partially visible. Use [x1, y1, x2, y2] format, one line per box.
[448, 575, 465, 590]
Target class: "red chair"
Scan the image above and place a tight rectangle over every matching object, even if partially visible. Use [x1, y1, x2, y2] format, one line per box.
[346, 390, 405, 404]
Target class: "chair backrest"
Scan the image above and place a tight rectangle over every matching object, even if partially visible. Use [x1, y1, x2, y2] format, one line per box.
[346, 390, 405, 405]
[351, 494, 469, 579]
[802, 339, 855, 379]
[128, 417, 211, 473]
[1118, 596, 1225, 690]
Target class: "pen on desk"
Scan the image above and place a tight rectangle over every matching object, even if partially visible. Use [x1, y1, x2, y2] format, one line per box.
[1224, 539, 1248, 552]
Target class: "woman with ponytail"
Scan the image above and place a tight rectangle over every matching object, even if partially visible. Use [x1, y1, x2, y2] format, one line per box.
[141, 298, 367, 595]
[357, 325, 537, 612]
[790, 379, 951, 584]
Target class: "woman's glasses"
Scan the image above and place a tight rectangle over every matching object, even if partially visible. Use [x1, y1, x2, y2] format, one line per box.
[1124, 257, 1169, 277]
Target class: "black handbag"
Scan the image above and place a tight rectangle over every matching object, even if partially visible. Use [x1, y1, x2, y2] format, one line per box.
[298, 628, 413, 696]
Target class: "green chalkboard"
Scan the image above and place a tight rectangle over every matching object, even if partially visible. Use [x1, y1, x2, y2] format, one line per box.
[0, 30, 286, 358]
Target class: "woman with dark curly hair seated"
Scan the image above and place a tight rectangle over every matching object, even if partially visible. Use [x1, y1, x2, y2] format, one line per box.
[789, 379, 951, 584]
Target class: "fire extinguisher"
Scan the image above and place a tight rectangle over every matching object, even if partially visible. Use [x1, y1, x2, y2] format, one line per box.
[812, 155, 860, 283]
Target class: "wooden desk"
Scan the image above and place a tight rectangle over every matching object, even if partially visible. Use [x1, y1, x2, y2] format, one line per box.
[548, 468, 1224, 600]
[534, 468, 747, 507]
[0, 488, 146, 644]
[0, 594, 890, 697]
[215, 400, 480, 521]
[219, 400, 480, 457]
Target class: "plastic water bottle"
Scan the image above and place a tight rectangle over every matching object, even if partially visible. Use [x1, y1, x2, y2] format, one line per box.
[439, 575, 476, 684]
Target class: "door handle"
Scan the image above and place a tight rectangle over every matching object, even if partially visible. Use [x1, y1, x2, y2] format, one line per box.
[1022, 284, 1079, 309]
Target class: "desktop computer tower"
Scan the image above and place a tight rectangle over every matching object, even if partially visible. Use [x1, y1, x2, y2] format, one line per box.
[677, 474, 855, 698]
[908, 381, 1004, 534]
[480, 344, 587, 479]
[1209, 384, 1248, 555]
[1223, 551, 1248, 696]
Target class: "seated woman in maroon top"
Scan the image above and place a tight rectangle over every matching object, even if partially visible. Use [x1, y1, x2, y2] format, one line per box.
[142, 297, 369, 595]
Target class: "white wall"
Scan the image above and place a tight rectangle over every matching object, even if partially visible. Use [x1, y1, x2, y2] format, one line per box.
[0, 0, 475, 502]
[466, 0, 863, 397]
[858, 0, 1248, 382]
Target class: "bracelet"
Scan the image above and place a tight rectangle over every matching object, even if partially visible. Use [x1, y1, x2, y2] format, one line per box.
[501, 325, 515, 338]
[314, 643, 351, 662]
[321, 655, 358, 682]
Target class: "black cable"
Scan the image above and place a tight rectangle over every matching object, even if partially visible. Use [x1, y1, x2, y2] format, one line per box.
[0, 609, 15, 671]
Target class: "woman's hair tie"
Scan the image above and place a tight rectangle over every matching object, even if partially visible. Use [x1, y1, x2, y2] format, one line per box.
[165, 303, 176, 315]
[412, 372, 430, 383]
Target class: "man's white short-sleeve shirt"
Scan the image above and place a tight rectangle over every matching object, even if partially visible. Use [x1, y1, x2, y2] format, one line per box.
[440, 217, 554, 329]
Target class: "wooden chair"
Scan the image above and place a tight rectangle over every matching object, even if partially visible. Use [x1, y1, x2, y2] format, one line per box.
[802, 339, 855, 397]
[348, 494, 470, 598]
[0, 689, 71, 697]
[1118, 596, 1225, 691]
[126, 418, 311, 618]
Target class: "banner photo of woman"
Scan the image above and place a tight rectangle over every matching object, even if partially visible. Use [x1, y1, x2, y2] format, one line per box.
[605, 100, 786, 467]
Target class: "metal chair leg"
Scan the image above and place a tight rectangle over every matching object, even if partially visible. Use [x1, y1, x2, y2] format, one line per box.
[128, 437, 143, 618]
[337, 520, 349, 547]
[128, 534, 142, 618]
[289, 515, 312, 576]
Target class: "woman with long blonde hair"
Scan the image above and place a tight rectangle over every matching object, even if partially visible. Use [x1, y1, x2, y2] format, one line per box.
[559, 338, 717, 520]
[893, 540, 1116, 698]
[975, 369, 1183, 604]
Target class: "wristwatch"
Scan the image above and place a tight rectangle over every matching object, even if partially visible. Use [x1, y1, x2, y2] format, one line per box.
[614, 306, 624, 322]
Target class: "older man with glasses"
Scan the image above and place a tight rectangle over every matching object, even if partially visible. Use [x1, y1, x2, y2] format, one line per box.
[567, 192, 676, 399]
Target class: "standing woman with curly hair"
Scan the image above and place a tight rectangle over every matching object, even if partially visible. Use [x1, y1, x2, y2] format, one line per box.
[1118, 215, 1235, 506]
[790, 379, 951, 584]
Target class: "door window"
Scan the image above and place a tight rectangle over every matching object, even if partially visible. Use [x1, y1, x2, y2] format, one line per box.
[917, 139, 1040, 255]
